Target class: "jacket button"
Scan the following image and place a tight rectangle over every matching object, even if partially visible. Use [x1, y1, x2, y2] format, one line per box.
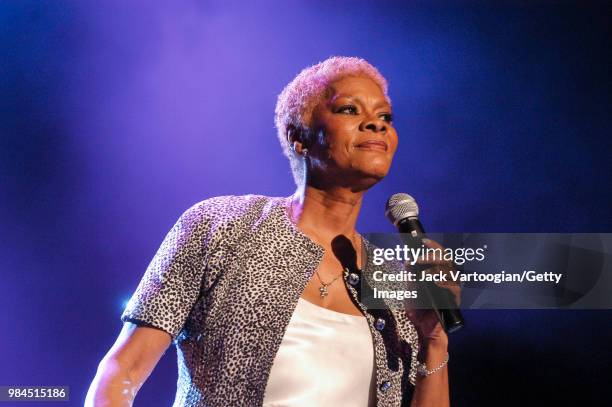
[380, 380, 392, 392]
[347, 273, 360, 286]
[375, 318, 386, 331]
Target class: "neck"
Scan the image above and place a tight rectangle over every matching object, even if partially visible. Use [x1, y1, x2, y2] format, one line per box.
[289, 183, 364, 243]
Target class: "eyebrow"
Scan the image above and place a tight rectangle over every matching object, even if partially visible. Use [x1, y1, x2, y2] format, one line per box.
[331, 94, 391, 110]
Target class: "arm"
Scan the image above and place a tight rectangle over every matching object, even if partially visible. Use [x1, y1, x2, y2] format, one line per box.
[87, 201, 214, 405]
[407, 238, 459, 406]
[410, 336, 450, 407]
[85, 322, 172, 406]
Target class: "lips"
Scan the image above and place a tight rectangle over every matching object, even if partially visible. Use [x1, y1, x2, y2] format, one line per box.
[355, 140, 388, 151]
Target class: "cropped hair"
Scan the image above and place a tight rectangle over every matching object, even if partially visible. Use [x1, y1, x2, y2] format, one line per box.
[274, 56, 390, 185]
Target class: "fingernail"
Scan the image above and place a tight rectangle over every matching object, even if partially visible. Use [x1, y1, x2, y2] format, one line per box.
[422, 238, 431, 244]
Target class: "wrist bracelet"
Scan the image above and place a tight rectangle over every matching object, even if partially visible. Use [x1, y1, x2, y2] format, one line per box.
[416, 352, 449, 377]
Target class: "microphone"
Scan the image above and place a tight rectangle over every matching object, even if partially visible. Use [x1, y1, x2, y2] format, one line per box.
[385, 193, 464, 334]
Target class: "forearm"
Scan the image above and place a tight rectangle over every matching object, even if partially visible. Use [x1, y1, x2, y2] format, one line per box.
[410, 345, 450, 407]
[85, 357, 141, 407]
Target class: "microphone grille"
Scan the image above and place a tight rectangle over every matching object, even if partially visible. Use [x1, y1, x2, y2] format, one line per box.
[385, 193, 419, 225]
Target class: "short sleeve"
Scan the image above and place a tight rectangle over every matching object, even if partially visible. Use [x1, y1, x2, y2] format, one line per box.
[121, 202, 209, 340]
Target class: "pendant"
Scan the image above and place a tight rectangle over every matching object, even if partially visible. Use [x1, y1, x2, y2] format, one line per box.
[319, 284, 329, 298]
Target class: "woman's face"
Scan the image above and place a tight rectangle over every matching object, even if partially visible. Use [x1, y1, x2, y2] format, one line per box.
[307, 75, 398, 191]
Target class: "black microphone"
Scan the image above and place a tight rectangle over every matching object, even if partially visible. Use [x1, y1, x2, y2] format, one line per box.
[385, 193, 464, 333]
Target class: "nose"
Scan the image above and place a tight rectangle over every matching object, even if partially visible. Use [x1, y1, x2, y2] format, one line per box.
[360, 115, 387, 134]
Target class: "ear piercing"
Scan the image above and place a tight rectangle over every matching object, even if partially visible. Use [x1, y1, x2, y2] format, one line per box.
[291, 142, 308, 157]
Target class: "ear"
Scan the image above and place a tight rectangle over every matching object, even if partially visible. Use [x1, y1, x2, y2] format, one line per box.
[286, 124, 307, 155]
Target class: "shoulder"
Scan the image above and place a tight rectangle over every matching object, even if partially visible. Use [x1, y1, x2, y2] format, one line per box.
[185, 194, 281, 218]
[178, 194, 286, 233]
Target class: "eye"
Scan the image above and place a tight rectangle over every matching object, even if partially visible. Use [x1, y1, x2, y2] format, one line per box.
[336, 105, 358, 115]
[380, 113, 393, 123]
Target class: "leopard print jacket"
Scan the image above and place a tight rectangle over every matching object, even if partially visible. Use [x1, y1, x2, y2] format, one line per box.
[121, 194, 420, 406]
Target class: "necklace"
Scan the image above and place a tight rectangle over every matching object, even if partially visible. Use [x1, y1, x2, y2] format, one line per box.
[315, 269, 343, 298]
[287, 197, 362, 299]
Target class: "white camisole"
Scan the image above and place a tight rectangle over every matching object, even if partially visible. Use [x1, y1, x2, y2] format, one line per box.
[262, 297, 376, 407]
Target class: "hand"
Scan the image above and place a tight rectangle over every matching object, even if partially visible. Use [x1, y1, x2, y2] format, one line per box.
[406, 302, 448, 352]
[405, 238, 462, 351]
[416, 238, 461, 306]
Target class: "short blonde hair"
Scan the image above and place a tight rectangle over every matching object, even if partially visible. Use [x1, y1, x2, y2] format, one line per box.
[274, 56, 390, 185]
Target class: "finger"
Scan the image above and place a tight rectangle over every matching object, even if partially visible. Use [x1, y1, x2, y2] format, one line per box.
[406, 307, 443, 328]
[431, 281, 462, 306]
[413, 239, 451, 265]
[417, 265, 457, 280]
[431, 321, 445, 336]
[421, 238, 443, 249]
[414, 312, 445, 340]
[414, 257, 452, 266]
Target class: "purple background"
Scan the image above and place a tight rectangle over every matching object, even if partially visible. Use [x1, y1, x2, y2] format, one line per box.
[1, 1, 611, 406]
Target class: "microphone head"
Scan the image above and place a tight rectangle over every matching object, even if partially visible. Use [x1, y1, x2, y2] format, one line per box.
[385, 193, 419, 226]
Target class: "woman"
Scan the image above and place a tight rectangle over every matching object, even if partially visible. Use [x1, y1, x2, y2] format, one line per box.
[86, 56, 455, 406]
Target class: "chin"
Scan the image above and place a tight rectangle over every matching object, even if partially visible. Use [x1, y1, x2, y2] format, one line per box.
[348, 166, 389, 191]
[360, 160, 391, 179]
[348, 175, 385, 192]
